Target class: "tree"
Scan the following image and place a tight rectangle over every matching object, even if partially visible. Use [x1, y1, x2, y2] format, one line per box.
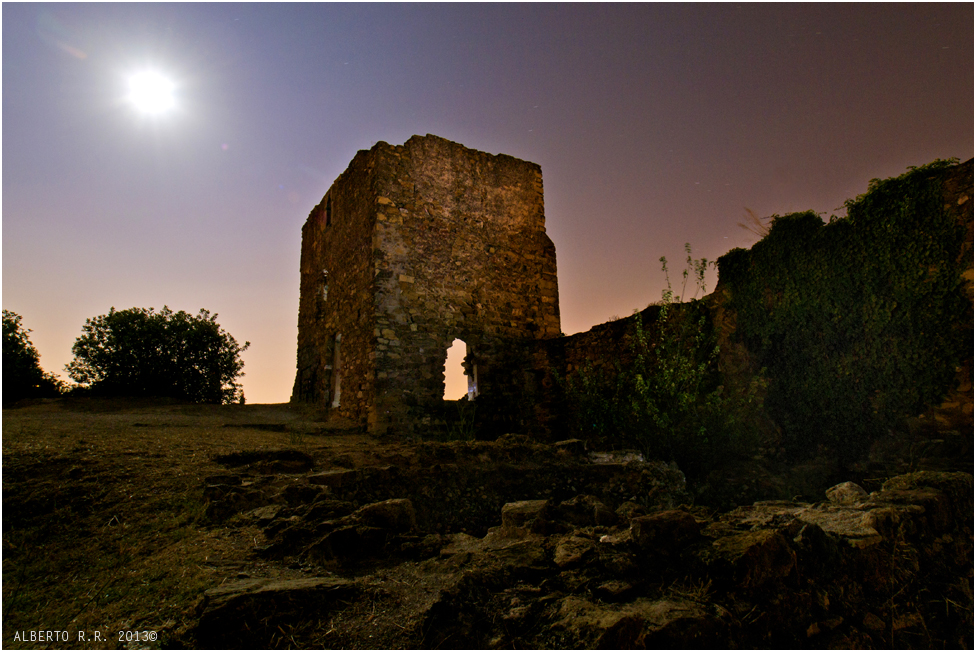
[3, 310, 64, 404]
[66, 306, 249, 404]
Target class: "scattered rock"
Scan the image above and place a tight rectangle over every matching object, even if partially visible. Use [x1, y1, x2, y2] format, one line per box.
[706, 529, 796, 590]
[191, 448, 973, 650]
[795, 505, 882, 544]
[204, 485, 273, 521]
[553, 535, 596, 568]
[354, 497, 416, 532]
[195, 577, 357, 648]
[589, 449, 645, 464]
[630, 509, 701, 554]
[439, 532, 482, 557]
[307, 469, 357, 487]
[556, 494, 618, 527]
[309, 525, 389, 561]
[862, 612, 885, 631]
[593, 579, 635, 602]
[825, 480, 868, 505]
[301, 499, 355, 522]
[281, 484, 325, 505]
[500, 499, 549, 536]
[615, 500, 647, 520]
[245, 504, 283, 523]
[551, 596, 723, 648]
[552, 439, 586, 456]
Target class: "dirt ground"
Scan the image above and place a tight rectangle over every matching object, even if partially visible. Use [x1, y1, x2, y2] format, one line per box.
[5, 398, 667, 649]
[2, 399, 408, 649]
[3, 398, 972, 650]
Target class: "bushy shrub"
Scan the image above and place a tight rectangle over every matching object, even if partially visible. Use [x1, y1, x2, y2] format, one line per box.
[560, 246, 766, 481]
[66, 306, 249, 404]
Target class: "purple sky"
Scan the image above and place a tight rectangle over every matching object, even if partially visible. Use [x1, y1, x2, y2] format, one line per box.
[4, 3, 973, 404]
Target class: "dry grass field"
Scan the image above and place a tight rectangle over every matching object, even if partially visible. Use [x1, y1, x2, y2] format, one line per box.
[2, 398, 387, 649]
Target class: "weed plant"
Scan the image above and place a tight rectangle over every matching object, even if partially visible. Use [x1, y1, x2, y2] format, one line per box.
[560, 245, 766, 482]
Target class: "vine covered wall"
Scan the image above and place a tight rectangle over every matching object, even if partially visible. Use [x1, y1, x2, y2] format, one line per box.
[715, 158, 973, 460]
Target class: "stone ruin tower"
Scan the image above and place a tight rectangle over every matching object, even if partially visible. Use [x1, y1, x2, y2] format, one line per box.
[292, 134, 560, 435]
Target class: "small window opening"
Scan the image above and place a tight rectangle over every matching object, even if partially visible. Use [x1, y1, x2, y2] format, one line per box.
[325, 196, 332, 226]
[330, 333, 342, 408]
[443, 339, 477, 401]
[321, 271, 329, 301]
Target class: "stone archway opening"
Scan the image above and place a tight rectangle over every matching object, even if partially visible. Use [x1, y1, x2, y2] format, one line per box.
[443, 339, 477, 401]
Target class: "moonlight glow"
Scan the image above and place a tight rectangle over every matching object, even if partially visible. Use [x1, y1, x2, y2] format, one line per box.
[127, 72, 176, 114]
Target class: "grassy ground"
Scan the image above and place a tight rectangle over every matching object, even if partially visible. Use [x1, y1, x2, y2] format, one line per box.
[5, 397, 971, 649]
[2, 398, 374, 649]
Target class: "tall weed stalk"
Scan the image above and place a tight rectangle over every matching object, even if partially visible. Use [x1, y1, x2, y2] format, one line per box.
[561, 245, 766, 481]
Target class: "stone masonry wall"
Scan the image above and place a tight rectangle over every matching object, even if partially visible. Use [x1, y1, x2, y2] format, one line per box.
[932, 159, 974, 431]
[293, 135, 561, 436]
[483, 306, 662, 439]
[370, 135, 560, 434]
[292, 149, 379, 423]
[501, 159, 974, 444]
[295, 138, 970, 448]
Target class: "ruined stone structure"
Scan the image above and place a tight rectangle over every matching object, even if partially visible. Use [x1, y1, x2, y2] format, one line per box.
[293, 135, 560, 435]
[295, 138, 971, 449]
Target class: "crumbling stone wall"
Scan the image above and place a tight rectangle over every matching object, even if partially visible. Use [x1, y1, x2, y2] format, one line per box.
[931, 159, 974, 431]
[293, 135, 560, 435]
[504, 159, 974, 445]
[482, 306, 664, 439]
[293, 151, 377, 424]
[294, 137, 970, 449]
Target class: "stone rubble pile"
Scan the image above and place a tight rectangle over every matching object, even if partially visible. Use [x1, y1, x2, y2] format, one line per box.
[192, 462, 973, 649]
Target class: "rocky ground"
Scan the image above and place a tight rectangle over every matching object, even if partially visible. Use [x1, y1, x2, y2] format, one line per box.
[2, 399, 973, 649]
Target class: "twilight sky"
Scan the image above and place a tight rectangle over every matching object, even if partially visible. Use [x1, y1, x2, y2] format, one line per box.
[3, 3, 973, 404]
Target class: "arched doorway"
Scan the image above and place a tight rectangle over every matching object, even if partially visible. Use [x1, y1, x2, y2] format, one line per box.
[443, 338, 477, 401]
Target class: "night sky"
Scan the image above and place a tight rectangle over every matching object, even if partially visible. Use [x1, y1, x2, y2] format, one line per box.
[3, 3, 973, 404]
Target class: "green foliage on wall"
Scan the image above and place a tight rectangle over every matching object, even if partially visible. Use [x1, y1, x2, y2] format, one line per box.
[559, 247, 766, 480]
[717, 159, 970, 462]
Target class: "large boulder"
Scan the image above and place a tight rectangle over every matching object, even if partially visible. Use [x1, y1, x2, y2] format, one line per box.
[550, 596, 724, 648]
[630, 509, 702, 555]
[354, 497, 416, 532]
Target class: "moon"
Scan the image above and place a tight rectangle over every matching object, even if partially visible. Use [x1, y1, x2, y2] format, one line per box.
[127, 71, 176, 114]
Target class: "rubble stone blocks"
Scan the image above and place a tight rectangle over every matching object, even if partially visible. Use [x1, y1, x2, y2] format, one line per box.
[293, 134, 560, 436]
[195, 577, 358, 648]
[196, 439, 973, 648]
